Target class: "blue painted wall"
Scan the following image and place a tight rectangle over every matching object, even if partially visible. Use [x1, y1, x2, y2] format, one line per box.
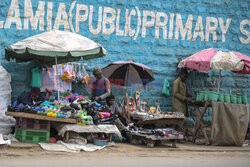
[0, 0, 249, 118]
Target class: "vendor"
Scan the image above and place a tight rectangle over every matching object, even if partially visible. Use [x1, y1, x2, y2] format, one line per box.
[91, 67, 111, 105]
[106, 94, 129, 126]
[172, 68, 192, 116]
[17, 87, 45, 106]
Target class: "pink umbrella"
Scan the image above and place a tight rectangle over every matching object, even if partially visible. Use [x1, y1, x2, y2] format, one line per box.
[178, 48, 250, 91]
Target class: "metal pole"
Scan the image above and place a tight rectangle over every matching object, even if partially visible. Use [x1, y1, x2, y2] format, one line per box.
[55, 56, 60, 100]
[218, 70, 221, 93]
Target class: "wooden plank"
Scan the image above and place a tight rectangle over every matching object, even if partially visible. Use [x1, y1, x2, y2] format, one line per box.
[6, 112, 77, 123]
[192, 101, 210, 145]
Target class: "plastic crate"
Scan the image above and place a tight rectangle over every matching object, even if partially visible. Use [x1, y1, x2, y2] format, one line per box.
[15, 128, 50, 143]
[15, 117, 50, 131]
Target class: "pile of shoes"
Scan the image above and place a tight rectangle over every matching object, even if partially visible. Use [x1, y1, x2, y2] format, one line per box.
[8, 91, 119, 126]
[129, 124, 183, 139]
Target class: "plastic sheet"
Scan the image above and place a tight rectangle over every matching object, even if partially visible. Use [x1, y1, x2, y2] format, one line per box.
[0, 66, 15, 134]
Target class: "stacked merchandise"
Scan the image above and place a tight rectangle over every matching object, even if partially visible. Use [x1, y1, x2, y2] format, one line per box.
[131, 111, 185, 120]
[9, 91, 117, 126]
[127, 96, 185, 120]
[195, 90, 248, 104]
[14, 118, 50, 143]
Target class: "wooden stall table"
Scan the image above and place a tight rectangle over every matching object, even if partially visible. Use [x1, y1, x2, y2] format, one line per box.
[6, 112, 122, 143]
[6, 111, 77, 123]
[56, 124, 122, 143]
[129, 131, 183, 148]
[130, 113, 185, 126]
[191, 101, 212, 145]
[129, 113, 185, 148]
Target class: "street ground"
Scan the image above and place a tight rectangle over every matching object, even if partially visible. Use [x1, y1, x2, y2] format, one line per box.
[0, 142, 250, 167]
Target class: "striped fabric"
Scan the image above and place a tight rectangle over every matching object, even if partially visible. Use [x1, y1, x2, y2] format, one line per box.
[41, 64, 73, 92]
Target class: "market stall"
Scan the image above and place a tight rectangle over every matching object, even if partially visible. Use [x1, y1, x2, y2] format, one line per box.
[3, 30, 124, 147]
[6, 91, 121, 144]
[126, 100, 185, 148]
[179, 48, 250, 146]
[102, 61, 185, 147]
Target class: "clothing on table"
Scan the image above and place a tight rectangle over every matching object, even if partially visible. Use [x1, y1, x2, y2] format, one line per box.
[17, 92, 45, 106]
[172, 77, 187, 115]
[41, 64, 73, 92]
[92, 77, 111, 105]
[30, 67, 42, 88]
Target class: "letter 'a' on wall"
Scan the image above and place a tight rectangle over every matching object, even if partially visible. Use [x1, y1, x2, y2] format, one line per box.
[1, 0, 249, 45]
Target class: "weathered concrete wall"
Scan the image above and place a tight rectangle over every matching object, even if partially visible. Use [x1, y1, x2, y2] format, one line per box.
[0, 0, 249, 119]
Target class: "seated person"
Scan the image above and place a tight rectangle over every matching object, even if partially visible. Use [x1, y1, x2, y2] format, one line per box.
[106, 95, 129, 126]
[17, 87, 45, 106]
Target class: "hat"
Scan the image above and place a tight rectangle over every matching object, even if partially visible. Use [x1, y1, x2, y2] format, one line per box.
[93, 67, 102, 75]
[30, 87, 41, 96]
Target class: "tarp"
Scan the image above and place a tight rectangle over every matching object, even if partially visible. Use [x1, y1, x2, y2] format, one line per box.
[211, 102, 249, 146]
[56, 124, 122, 138]
[39, 141, 106, 152]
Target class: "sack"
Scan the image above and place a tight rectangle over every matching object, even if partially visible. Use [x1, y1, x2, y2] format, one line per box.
[162, 78, 170, 96]
[0, 66, 15, 134]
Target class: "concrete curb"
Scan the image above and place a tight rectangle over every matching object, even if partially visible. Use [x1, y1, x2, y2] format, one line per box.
[1, 142, 249, 153]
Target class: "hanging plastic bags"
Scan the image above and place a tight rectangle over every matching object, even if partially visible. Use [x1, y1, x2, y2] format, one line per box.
[162, 78, 170, 97]
[73, 63, 89, 84]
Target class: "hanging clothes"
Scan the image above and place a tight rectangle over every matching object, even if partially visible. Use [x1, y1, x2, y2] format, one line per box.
[41, 64, 73, 92]
[30, 67, 42, 88]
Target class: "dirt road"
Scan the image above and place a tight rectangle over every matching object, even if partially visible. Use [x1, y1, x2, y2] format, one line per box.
[1, 143, 250, 167]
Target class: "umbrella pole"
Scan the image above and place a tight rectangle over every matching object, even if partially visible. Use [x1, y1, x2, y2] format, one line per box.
[55, 56, 60, 100]
[218, 70, 221, 93]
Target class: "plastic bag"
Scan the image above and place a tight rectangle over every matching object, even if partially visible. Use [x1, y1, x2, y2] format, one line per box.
[74, 63, 89, 84]
[162, 78, 170, 96]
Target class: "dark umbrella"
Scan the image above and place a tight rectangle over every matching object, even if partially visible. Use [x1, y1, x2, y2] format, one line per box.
[102, 61, 154, 87]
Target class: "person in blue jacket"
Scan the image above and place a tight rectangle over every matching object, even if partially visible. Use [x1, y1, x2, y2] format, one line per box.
[91, 67, 111, 105]
[17, 87, 45, 106]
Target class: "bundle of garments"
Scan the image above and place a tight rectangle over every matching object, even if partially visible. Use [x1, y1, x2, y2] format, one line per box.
[9, 91, 118, 126]
[129, 125, 183, 139]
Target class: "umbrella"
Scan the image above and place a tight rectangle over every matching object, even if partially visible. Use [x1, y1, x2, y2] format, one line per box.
[102, 61, 155, 87]
[178, 48, 250, 92]
[5, 29, 107, 99]
[102, 61, 154, 124]
[5, 29, 107, 65]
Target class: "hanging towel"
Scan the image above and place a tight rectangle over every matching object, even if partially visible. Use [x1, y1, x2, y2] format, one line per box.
[30, 67, 42, 87]
[162, 78, 170, 96]
[41, 64, 73, 92]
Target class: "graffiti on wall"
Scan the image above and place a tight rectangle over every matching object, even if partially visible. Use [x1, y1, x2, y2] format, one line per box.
[0, 0, 249, 44]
